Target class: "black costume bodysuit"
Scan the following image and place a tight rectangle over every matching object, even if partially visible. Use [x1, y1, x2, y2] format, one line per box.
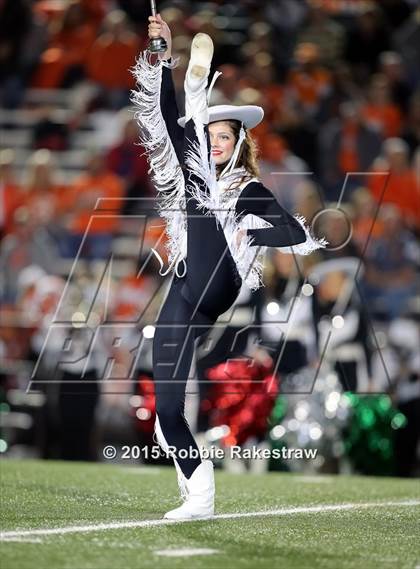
[153, 65, 306, 478]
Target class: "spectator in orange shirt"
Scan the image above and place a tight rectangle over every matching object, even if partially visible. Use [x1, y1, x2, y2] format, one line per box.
[32, 1, 97, 89]
[361, 204, 417, 320]
[258, 133, 309, 211]
[112, 255, 159, 322]
[319, 101, 382, 197]
[22, 149, 65, 229]
[297, 1, 345, 66]
[286, 42, 332, 121]
[0, 149, 25, 238]
[60, 152, 124, 259]
[242, 53, 285, 129]
[350, 187, 385, 253]
[362, 73, 403, 138]
[367, 138, 420, 230]
[86, 10, 141, 109]
[379, 51, 412, 114]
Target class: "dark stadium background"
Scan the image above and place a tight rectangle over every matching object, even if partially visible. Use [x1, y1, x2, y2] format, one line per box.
[0, 0, 419, 477]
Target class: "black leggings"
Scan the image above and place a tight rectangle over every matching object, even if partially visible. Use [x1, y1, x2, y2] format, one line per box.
[152, 118, 242, 478]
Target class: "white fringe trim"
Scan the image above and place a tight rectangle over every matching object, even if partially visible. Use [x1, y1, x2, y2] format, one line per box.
[278, 214, 329, 255]
[130, 51, 187, 268]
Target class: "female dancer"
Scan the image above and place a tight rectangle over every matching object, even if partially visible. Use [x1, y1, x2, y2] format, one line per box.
[132, 14, 327, 520]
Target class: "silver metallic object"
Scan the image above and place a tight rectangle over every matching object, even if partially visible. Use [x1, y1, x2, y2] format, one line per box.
[148, 0, 168, 53]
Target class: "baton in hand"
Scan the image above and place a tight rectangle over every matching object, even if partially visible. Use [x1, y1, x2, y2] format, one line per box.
[148, 0, 168, 53]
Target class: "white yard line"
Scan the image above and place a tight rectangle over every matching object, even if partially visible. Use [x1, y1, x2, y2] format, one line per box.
[1, 537, 43, 544]
[154, 548, 220, 557]
[1, 500, 419, 542]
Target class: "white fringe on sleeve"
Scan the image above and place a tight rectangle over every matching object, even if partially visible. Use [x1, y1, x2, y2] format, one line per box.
[277, 214, 329, 255]
[130, 51, 187, 268]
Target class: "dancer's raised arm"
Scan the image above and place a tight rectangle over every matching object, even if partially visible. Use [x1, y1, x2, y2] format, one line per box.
[148, 14, 184, 162]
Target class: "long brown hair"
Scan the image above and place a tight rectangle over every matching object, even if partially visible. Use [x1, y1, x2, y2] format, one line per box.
[214, 120, 260, 189]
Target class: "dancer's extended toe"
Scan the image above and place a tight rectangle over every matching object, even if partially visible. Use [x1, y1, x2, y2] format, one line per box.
[188, 33, 214, 83]
[184, 33, 214, 124]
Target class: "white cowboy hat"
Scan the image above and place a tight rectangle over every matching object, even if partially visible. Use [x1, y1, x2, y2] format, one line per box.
[177, 104, 264, 129]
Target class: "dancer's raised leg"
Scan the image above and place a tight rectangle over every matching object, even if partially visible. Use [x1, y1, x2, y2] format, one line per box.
[181, 36, 242, 320]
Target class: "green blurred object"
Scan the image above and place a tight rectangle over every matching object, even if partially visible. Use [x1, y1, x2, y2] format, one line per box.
[342, 393, 407, 476]
[268, 394, 288, 427]
[268, 395, 290, 472]
[268, 395, 289, 471]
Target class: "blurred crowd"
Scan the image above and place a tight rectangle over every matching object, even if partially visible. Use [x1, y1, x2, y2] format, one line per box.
[0, 0, 419, 476]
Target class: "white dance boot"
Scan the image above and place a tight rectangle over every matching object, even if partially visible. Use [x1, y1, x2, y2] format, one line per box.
[184, 33, 214, 124]
[163, 460, 215, 520]
[154, 415, 215, 519]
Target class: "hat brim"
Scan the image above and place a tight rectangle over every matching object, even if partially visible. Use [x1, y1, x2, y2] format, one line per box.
[177, 105, 264, 129]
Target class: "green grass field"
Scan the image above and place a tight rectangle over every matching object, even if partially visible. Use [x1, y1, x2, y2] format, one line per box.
[0, 459, 419, 569]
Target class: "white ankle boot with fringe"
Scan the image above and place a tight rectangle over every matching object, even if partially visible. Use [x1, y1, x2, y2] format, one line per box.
[154, 414, 215, 520]
[184, 33, 214, 124]
[163, 460, 215, 520]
